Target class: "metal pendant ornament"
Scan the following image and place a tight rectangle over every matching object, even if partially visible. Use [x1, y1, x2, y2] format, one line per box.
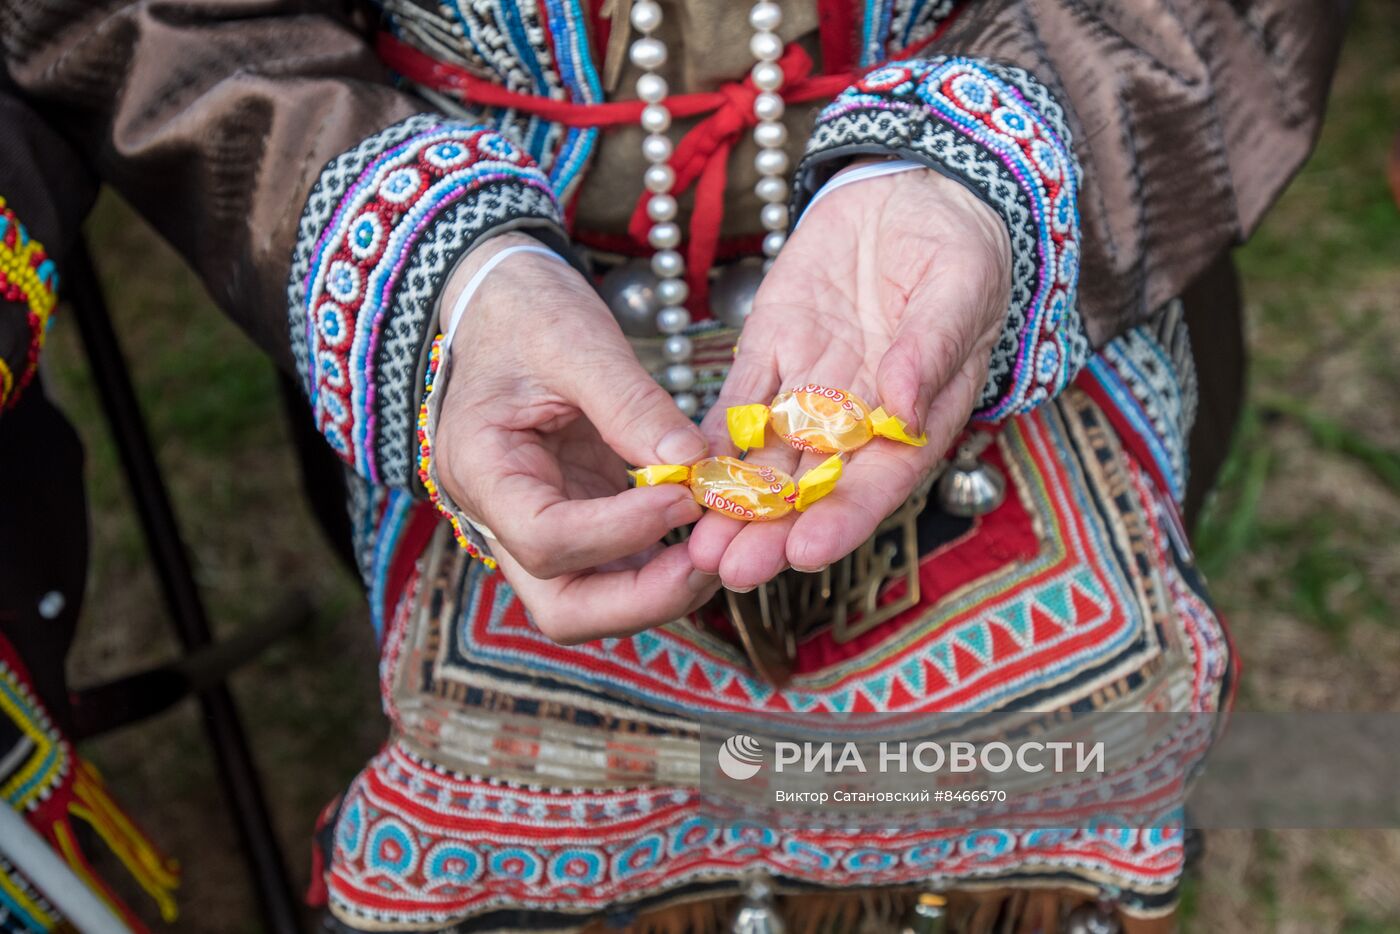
[731, 875, 785, 934]
[936, 432, 1005, 517]
[711, 259, 766, 329]
[597, 258, 662, 337]
[1064, 896, 1122, 934]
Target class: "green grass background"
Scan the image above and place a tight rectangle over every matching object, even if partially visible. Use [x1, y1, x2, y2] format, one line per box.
[35, 3, 1400, 930]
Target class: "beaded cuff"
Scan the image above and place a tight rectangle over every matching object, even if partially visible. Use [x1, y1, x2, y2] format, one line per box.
[287, 115, 565, 488]
[416, 334, 496, 569]
[794, 58, 1089, 421]
[0, 198, 58, 410]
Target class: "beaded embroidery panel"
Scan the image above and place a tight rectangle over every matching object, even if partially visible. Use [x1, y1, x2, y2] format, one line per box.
[288, 117, 562, 486]
[322, 385, 1232, 929]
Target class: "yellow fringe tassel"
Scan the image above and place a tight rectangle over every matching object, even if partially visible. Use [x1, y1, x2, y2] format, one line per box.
[67, 758, 181, 923]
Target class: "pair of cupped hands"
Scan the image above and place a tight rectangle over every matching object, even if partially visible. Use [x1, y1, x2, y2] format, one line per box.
[434, 167, 1010, 643]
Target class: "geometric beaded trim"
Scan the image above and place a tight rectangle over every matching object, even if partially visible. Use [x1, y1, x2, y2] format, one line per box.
[0, 197, 58, 410]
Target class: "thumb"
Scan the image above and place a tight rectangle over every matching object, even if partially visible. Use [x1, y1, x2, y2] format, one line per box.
[567, 343, 709, 467]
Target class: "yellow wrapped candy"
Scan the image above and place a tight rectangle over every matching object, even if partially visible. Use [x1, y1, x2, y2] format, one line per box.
[729, 384, 927, 455]
[629, 454, 844, 521]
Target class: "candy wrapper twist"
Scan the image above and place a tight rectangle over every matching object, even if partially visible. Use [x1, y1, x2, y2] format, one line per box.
[630, 455, 843, 521]
[727, 384, 927, 454]
[629, 385, 925, 522]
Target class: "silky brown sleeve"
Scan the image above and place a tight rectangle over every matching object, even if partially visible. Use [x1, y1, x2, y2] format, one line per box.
[938, 0, 1347, 343]
[2, 0, 420, 367]
[2, 1, 569, 488]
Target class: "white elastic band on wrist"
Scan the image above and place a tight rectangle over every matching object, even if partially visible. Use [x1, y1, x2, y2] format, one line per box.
[796, 159, 928, 231]
[442, 242, 567, 351]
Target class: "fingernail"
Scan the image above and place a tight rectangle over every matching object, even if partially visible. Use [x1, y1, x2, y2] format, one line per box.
[791, 563, 830, 574]
[658, 426, 707, 465]
[916, 384, 935, 427]
[687, 570, 719, 592]
[727, 584, 756, 594]
[666, 497, 702, 527]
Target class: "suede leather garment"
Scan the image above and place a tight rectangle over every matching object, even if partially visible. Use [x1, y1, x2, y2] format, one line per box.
[2, 0, 1345, 367]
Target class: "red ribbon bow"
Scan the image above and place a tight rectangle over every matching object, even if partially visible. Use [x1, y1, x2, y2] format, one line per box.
[376, 33, 850, 313]
[625, 45, 848, 309]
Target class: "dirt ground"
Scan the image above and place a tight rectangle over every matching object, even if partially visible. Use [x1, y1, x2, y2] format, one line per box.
[33, 3, 1399, 931]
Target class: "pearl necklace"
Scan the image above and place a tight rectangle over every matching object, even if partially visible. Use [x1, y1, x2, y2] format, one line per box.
[627, 0, 791, 416]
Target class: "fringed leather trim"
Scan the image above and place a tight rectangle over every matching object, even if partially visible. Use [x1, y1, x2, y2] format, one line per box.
[581, 887, 1176, 934]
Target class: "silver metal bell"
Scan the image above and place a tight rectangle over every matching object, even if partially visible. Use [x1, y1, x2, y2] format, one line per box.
[1064, 899, 1121, 934]
[936, 433, 1005, 517]
[597, 258, 661, 337]
[711, 259, 765, 329]
[731, 875, 785, 934]
[900, 893, 948, 934]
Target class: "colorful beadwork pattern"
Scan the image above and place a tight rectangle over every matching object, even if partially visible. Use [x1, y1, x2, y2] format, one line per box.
[378, 0, 599, 204]
[888, 0, 963, 54]
[862, 0, 962, 66]
[0, 198, 58, 410]
[1085, 303, 1197, 504]
[288, 116, 562, 487]
[797, 58, 1088, 422]
[0, 648, 70, 817]
[0, 853, 58, 934]
[328, 737, 1198, 930]
[0, 637, 180, 932]
[415, 335, 496, 569]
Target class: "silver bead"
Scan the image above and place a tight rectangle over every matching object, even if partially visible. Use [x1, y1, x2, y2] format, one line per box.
[656, 276, 689, 306]
[662, 333, 694, 362]
[644, 163, 675, 193]
[656, 305, 691, 334]
[753, 147, 789, 176]
[629, 0, 662, 33]
[37, 591, 66, 620]
[596, 258, 661, 338]
[748, 2, 782, 32]
[651, 249, 684, 279]
[732, 877, 785, 934]
[749, 30, 782, 62]
[760, 202, 788, 231]
[753, 120, 787, 148]
[673, 391, 699, 417]
[1064, 902, 1120, 934]
[642, 133, 673, 163]
[751, 61, 783, 92]
[762, 229, 786, 257]
[636, 72, 669, 104]
[641, 103, 671, 133]
[754, 175, 788, 203]
[936, 439, 1006, 517]
[647, 193, 678, 222]
[648, 221, 681, 249]
[629, 36, 667, 70]
[711, 260, 764, 329]
[660, 363, 697, 392]
[753, 91, 784, 122]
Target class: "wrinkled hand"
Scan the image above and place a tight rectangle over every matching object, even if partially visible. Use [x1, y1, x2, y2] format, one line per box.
[434, 233, 718, 643]
[689, 166, 1011, 590]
